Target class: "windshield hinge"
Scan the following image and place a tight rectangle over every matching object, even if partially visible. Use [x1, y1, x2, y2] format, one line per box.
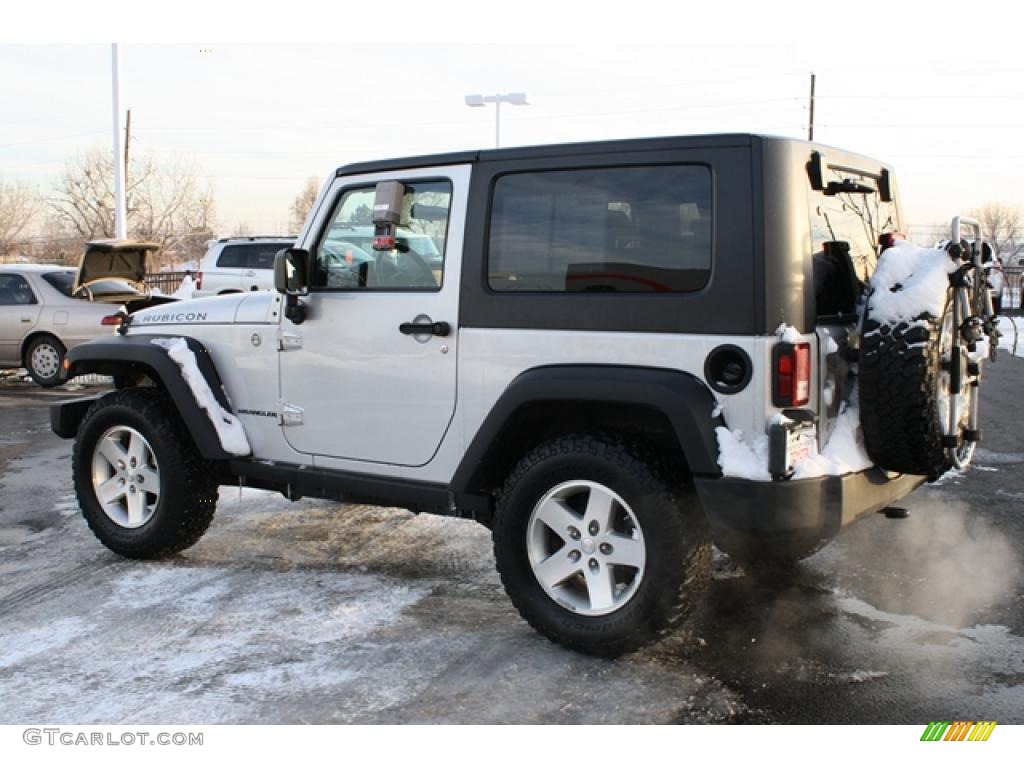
[279, 332, 303, 351]
[279, 401, 304, 426]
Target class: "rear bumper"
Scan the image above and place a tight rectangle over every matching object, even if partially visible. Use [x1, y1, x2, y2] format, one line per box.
[694, 468, 925, 559]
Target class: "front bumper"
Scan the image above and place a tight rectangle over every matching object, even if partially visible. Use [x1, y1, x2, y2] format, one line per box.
[694, 468, 925, 559]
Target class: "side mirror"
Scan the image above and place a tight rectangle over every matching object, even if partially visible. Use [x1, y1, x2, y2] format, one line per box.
[274, 248, 311, 325]
[274, 247, 311, 295]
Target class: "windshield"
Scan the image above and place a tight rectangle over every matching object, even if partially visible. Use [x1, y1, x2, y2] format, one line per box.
[75, 279, 146, 298]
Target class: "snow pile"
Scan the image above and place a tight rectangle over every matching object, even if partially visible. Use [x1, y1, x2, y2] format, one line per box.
[150, 337, 251, 456]
[866, 241, 956, 324]
[774, 323, 804, 344]
[714, 318, 874, 480]
[173, 274, 195, 300]
[790, 401, 873, 479]
[714, 425, 771, 481]
[715, 402, 872, 482]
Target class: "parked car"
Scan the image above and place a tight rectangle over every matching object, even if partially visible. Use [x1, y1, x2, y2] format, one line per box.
[0, 240, 174, 387]
[192, 236, 296, 297]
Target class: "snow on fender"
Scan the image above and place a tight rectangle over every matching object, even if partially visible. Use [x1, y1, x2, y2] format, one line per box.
[150, 337, 251, 456]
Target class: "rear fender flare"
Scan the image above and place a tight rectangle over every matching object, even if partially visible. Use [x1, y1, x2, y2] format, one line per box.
[451, 364, 725, 499]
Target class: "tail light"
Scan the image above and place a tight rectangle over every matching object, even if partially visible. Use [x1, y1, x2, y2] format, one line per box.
[194, 271, 203, 290]
[101, 314, 122, 326]
[773, 342, 811, 407]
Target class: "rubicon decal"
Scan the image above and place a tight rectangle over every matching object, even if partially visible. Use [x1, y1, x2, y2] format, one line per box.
[138, 312, 209, 323]
[920, 721, 997, 741]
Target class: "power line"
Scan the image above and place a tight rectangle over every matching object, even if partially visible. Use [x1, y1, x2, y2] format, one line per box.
[0, 130, 108, 149]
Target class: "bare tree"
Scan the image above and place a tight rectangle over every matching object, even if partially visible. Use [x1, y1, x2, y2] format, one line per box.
[289, 176, 320, 233]
[50, 149, 217, 269]
[33, 214, 85, 265]
[0, 176, 42, 260]
[969, 202, 1023, 258]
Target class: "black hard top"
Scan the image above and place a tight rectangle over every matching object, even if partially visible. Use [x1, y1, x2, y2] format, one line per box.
[335, 133, 770, 177]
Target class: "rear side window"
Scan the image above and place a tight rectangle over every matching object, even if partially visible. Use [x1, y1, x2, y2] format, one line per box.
[488, 165, 712, 293]
[216, 243, 287, 270]
[0, 274, 37, 305]
[42, 271, 75, 296]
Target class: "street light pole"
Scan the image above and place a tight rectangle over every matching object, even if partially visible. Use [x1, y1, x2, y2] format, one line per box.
[495, 98, 501, 149]
[465, 92, 529, 148]
[111, 44, 127, 240]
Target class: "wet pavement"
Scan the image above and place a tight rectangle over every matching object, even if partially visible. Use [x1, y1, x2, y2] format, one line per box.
[0, 361, 1021, 724]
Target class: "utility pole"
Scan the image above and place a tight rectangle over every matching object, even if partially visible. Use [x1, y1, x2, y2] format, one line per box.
[808, 72, 816, 142]
[124, 108, 131, 174]
[111, 44, 128, 240]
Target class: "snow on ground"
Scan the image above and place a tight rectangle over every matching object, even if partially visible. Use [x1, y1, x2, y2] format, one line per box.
[997, 315, 1024, 358]
[150, 337, 251, 455]
[0, 562, 435, 723]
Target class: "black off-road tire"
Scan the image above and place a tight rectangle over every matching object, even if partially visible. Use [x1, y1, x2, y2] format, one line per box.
[24, 334, 67, 388]
[492, 434, 711, 657]
[859, 297, 950, 479]
[73, 388, 219, 559]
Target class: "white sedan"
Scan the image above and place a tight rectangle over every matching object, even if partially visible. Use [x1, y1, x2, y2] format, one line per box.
[0, 265, 130, 386]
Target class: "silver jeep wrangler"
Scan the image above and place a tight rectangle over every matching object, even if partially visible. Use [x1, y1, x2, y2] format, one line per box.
[51, 134, 997, 655]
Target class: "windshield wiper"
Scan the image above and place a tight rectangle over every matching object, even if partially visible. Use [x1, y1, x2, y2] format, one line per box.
[825, 179, 876, 196]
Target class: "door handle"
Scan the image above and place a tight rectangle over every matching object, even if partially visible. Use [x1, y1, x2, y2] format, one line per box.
[399, 321, 450, 337]
[20, 317, 32, 323]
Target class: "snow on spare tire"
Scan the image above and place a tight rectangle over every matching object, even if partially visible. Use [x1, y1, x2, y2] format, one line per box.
[858, 241, 964, 479]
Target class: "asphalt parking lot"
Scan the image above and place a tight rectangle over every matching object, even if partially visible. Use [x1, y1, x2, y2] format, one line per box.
[0, 360, 1022, 724]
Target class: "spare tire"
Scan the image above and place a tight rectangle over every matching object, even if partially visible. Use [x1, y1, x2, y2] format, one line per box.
[859, 289, 972, 479]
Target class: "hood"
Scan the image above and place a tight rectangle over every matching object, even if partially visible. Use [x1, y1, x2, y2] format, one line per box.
[75, 239, 161, 295]
[128, 291, 278, 329]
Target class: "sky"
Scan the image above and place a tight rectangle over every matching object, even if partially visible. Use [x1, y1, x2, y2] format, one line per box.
[3, 1, 1024, 238]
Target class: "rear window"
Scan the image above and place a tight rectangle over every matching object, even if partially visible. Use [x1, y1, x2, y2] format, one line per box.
[809, 168, 899, 282]
[488, 165, 712, 293]
[42, 271, 76, 296]
[216, 243, 288, 270]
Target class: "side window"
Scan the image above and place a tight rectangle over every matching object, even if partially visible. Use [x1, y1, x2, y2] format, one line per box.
[488, 165, 712, 293]
[216, 246, 247, 269]
[0, 274, 37, 306]
[249, 246, 281, 270]
[314, 180, 452, 291]
[217, 244, 285, 270]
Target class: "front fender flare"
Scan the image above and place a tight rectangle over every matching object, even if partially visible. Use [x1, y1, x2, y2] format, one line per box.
[50, 334, 240, 460]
